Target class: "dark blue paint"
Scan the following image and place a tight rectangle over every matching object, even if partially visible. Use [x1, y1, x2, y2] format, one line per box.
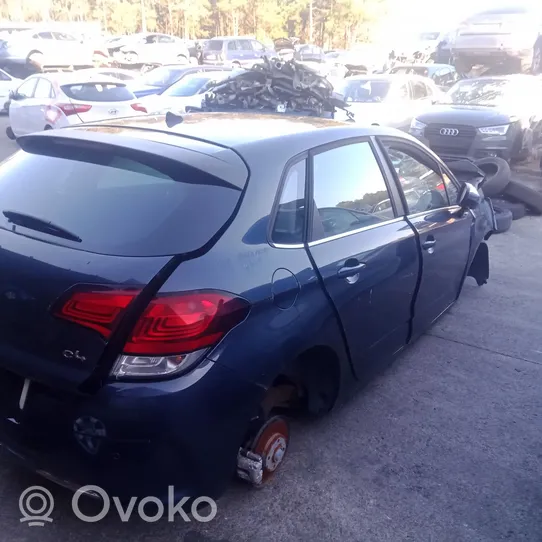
[0, 116, 491, 502]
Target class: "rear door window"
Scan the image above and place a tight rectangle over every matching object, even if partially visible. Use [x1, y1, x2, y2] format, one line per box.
[271, 160, 306, 245]
[61, 83, 134, 102]
[0, 150, 243, 257]
[411, 80, 428, 100]
[16, 78, 37, 98]
[33, 78, 53, 99]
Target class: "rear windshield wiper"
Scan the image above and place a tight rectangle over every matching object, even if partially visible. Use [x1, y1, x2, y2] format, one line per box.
[2, 210, 82, 243]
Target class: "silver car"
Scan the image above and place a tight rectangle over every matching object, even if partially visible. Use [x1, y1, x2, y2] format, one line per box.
[110, 33, 191, 66]
[451, 6, 542, 74]
[0, 29, 94, 75]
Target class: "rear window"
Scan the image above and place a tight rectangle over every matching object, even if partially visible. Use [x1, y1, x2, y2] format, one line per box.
[0, 151, 242, 257]
[61, 83, 134, 102]
[206, 40, 223, 51]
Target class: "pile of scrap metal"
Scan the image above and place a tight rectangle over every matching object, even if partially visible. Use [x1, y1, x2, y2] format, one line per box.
[197, 57, 352, 119]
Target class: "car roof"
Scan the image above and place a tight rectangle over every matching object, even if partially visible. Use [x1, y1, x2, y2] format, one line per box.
[66, 112, 418, 164]
[34, 72, 125, 86]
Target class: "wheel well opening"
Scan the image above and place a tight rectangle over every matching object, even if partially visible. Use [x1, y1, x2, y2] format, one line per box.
[259, 346, 341, 420]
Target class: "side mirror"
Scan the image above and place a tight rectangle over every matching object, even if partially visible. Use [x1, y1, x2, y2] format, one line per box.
[9, 90, 21, 100]
[459, 182, 481, 209]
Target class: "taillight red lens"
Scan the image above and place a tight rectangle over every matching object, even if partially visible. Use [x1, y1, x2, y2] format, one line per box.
[58, 103, 92, 116]
[54, 289, 249, 356]
[124, 292, 249, 355]
[131, 103, 147, 113]
[54, 290, 139, 337]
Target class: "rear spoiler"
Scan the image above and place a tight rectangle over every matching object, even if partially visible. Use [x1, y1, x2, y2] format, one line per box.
[17, 129, 248, 191]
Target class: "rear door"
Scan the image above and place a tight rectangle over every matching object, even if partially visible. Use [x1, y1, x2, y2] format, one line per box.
[379, 138, 472, 336]
[9, 77, 38, 136]
[30, 77, 55, 132]
[0, 139, 247, 391]
[307, 138, 420, 374]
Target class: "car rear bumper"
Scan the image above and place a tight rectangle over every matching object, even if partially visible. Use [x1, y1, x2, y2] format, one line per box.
[0, 359, 263, 502]
[412, 123, 521, 161]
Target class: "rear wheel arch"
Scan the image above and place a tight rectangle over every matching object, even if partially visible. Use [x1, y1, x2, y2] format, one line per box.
[261, 345, 342, 419]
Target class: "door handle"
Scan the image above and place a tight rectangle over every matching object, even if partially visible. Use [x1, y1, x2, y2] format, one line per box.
[422, 238, 436, 250]
[337, 262, 367, 278]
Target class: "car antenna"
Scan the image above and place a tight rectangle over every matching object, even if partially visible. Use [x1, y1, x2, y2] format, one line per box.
[165, 111, 184, 128]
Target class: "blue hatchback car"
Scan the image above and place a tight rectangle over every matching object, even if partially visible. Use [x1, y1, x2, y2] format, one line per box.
[0, 114, 494, 502]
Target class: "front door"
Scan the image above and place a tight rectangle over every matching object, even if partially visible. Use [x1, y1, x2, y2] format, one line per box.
[307, 138, 420, 374]
[380, 138, 472, 336]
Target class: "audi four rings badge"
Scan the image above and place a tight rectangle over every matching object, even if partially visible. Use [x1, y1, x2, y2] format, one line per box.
[440, 128, 459, 136]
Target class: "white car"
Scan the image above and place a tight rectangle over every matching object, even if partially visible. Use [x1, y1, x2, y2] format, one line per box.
[0, 29, 94, 73]
[7, 72, 147, 139]
[142, 70, 233, 114]
[333, 74, 441, 130]
[0, 68, 21, 111]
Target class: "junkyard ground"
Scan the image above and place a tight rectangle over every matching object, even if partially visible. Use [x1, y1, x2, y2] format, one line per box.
[0, 116, 540, 542]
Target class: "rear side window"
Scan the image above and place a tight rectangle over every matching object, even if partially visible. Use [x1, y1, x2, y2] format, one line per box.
[61, 83, 134, 102]
[0, 151, 242, 257]
[271, 161, 306, 245]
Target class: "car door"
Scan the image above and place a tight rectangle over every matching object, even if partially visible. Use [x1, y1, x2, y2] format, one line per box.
[29, 77, 54, 132]
[35, 31, 58, 65]
[9, 77, 38, 136]
[237, 39, 255, 64]
[53, 32, 85, 66]
[0, 69, 15, 100]
[379, 138, 472, 337]
[156, 35, 178, 63]
[250, 40, 267, 62]
[408, 77, 434, 122]
[307, 138, 420, 373]
[385, 81, 412, 130]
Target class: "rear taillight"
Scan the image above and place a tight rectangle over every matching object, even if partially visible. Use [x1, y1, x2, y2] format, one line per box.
[57, 103, 92, 116]
[54, 290, 140, 338]
[123, 292, 249, 355]
[54, 289, 249, 379]
[131, 103, 147, 113]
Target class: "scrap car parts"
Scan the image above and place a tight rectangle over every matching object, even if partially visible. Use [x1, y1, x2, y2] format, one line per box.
[198, 57, 352, 119]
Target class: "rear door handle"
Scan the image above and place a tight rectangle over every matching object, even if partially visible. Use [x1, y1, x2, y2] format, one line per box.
[422, 238, 436, 250]
[337, 262, 367, 278]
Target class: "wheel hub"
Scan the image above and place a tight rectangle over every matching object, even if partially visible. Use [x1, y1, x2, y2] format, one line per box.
[237, 416, 289, 486]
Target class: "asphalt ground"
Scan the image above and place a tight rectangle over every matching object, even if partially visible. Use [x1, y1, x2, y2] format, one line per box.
[0, 115, 540, 542]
